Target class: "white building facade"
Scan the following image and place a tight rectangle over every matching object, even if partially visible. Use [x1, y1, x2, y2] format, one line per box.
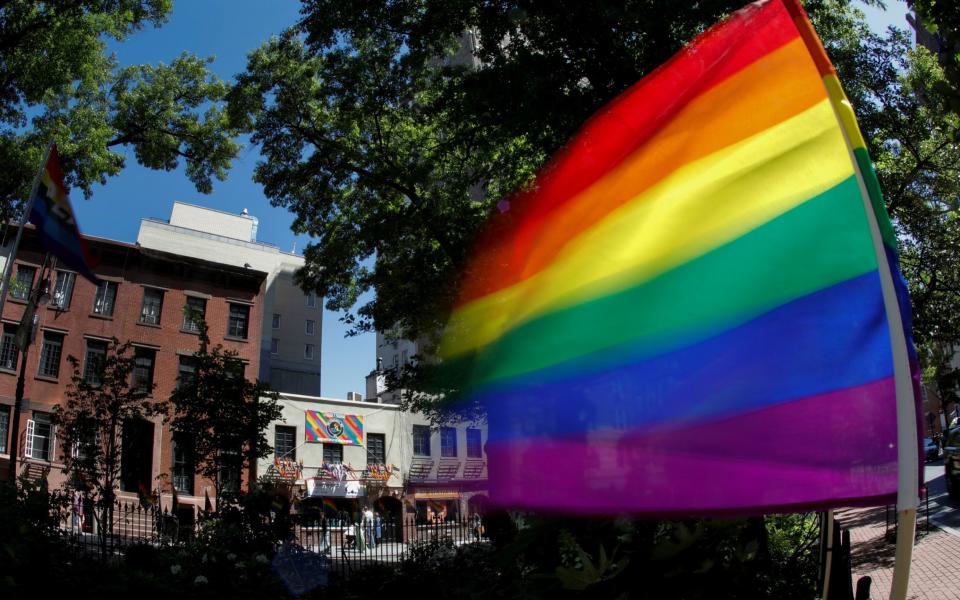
[260, 393, 489, 522]
[137, 202, 322, 395]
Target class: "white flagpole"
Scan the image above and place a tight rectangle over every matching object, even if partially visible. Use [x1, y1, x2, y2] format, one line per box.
[842, 121, 919, 600]
[0, 140, 55, 320]
[779, 1, 919, 593]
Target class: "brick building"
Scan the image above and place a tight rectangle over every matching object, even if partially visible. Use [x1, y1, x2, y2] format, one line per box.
[0, 227, 267, 511]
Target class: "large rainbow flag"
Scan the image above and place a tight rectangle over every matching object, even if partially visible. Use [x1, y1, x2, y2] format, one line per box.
[439, 0, 920, 515]
[305, 411, 364, 446]
[28, 145, 99, 283]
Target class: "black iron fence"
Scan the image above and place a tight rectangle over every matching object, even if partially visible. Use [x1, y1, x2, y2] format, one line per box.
[61, 500, 489, 578]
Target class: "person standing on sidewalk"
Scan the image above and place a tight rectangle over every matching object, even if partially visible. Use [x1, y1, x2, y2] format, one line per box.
[363, 506, 376, 549]
[320, 513, 330, 554]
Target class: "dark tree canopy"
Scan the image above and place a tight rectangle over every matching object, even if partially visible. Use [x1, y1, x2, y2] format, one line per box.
[910, 0, 960, 119]
[0, 0, 239, 220]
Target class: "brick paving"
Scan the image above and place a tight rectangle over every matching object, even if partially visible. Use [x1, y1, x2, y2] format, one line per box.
[836, 506, 960, 600]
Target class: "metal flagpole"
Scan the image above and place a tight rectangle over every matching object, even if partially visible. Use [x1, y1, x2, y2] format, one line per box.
[0, 141, 55, 321]
[7, 253, 52, 482]
[820, 510, 834, 600]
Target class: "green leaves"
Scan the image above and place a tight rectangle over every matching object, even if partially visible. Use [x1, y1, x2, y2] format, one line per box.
[554, 542, 629, 591]
[109, 53, 240, 194]
[0, 0, 237, 215]
[168, 321, 281, 501]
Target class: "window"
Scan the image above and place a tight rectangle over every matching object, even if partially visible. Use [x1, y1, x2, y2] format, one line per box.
[413, 425, 431, 457]
[72, 430, 98, 462]
[132, 347, 156, 393]
[367, 433, 385, 465]
[441, 427, 457, 458]
[51, 270, 75, 310]
[0, 323, 19, 371]
[466, 428, 482, 458]
[0, 406, 9, 454]
[275, 425, 296, 461]
[92, 281, 117, 316]
[304, 344, 314, 360]
[172, 434, 194, 495]
[37, 331, 64, 378]
[139, 288, 164, 325]
[219, 448, 241, 494]
[322, 443, 343, 464]
[176, 356, 196, 389]
[83, 339, 107, 385]
[272, 313, 281, 329]
[305, 319, 315, 336]
[306, 292, 317, 308]
[401, 350, 408, 366]
[26, 412, 54, 461]
[270, 338, 279, 355]
[227, 303, 250, 339]
[182, 296, 206, 332]
[226, 359, 245, 381]
[10, 264, 35, 301]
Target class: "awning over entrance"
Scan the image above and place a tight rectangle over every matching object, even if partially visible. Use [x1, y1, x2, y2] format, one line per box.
[306, 478, 365, 498]
[413, 490, 459, 500]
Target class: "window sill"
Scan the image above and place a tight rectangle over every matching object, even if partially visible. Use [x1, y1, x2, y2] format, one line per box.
[7, 297, 28, 305]
[180, 328, 201, 336]
[34, 375, 59, 384]
[88, 313, 114, 321]
[224, 336, 248, 343]
[46, 305, 70, 312]
[0, 367, 17, 376]
[136, 321, 162, 329]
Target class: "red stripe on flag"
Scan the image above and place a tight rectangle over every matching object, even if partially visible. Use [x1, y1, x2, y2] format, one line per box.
[456, 0, 801, 305]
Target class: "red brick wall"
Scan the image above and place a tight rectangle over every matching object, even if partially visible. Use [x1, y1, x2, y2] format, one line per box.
[0, 232, 266, 505]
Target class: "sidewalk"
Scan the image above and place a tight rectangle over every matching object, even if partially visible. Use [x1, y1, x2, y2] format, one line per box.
[836, 506, 960, 600]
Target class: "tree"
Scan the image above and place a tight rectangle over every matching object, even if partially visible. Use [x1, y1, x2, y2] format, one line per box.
[168, 320, 281, 503]
[231, 1, 906, 345]
[812, 3, 960, 402]
[230, 0, 768, 344]
[910, 0, 960, 120]
[0, 0, 239, 220]
[52, 338, 164, 553]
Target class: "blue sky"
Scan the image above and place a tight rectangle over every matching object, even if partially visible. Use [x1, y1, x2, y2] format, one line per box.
[68, 0, 908, 399]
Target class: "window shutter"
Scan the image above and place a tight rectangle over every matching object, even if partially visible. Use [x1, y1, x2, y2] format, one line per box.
[50, 425, 56, 461]
[24, 419, 34, 458]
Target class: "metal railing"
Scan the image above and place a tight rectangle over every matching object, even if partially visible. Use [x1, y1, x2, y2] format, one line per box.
[60, 500, 489, 578]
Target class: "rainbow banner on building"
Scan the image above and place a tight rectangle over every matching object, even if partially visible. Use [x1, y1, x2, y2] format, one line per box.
[305, 411, 364, 446]
[29, 145, 99, 283]
[439, 0, 920, 515]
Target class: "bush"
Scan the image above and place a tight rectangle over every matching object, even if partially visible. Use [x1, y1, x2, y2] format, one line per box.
[0, 478, 69, 595]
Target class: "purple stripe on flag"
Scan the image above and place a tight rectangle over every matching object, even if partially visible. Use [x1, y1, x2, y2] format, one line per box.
[487, 376, 897, 516]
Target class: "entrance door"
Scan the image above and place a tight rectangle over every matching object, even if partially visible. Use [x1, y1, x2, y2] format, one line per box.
[120, 418, 154, 494]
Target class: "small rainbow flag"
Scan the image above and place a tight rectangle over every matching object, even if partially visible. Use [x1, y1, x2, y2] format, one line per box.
[305, 411, 364, 446]
[28, 145, 98, 283]
[321, 497, 339, 512]
[439, 0, 920, 515]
